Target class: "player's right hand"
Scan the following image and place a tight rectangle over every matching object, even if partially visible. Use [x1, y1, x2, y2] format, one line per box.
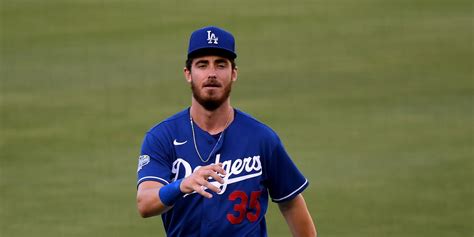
[180, 163, 226, 198]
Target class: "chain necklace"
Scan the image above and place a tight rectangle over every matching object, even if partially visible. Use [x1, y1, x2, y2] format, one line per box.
[190, 110, 232, 163]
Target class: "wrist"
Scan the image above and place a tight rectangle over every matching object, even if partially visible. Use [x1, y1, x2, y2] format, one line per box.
[158, 179, 185, 206]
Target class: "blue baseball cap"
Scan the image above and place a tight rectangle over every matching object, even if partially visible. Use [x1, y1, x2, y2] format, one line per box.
[187, 26, 237, 59]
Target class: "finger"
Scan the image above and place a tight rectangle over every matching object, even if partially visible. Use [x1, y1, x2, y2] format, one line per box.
[204, 181, 221, 193]
[199, 163, 226, 176]
[209, 164, 227, 176]
[208, 171, 225, 184]
[208, 180, 223, 191]
[198, 169, 224, 185]
[193, 184, 212, 198]
[196, 178, 221, 193]
[201, 169, 214, 178]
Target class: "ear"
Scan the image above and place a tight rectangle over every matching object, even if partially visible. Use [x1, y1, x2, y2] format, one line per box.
[184, 67, 192, 83]
[231, 66, 238, 82]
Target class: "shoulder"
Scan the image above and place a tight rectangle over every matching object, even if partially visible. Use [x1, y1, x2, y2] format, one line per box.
[234, 109, 280, 142]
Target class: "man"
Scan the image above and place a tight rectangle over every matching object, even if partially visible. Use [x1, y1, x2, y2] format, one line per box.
[136, 26, 317, 237]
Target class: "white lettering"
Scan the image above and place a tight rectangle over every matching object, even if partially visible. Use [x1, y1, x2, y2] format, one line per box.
[244, 157, 253, 173]
[207, 30, 218, 44]
[252, 155, 262, 171]
[171, 158, 192, 182]
[172, 154, 262, 196]
[231, 159, 243, 175]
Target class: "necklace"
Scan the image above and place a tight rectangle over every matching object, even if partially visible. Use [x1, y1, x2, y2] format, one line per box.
[190, 110, 232, 163]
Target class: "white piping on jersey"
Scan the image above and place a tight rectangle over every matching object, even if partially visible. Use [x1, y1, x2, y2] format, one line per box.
[183, 170, 263, 197]
[137, 176, 170, 185]
[271, 179, 308, 202]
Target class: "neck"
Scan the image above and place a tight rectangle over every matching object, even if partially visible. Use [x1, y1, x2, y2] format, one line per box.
[190, 99, 234, 135]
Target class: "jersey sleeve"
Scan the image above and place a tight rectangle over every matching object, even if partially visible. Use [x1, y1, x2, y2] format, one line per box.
[265, 137, 308, 203]
[137, 130, 174, 187]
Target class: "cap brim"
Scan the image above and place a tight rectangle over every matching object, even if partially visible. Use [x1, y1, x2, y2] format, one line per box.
[187, 47, 236, 60]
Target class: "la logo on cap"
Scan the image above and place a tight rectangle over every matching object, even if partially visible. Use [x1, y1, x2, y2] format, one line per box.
[207, 30, 218, 45]
[187, 26, 236, 59]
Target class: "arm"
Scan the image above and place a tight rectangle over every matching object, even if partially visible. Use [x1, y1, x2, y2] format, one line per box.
[278, 194, 317, 237]
[137, 163, 226, 218]
[137, 181, 170, 218]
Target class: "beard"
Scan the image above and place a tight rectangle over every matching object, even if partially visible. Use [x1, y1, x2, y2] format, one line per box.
[191, 79, 233, 111]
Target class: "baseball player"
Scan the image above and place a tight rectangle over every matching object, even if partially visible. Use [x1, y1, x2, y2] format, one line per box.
[136, 26, 317, 237]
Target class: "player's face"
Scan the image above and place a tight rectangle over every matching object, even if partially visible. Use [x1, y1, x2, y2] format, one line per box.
[185, 55, 237, 111]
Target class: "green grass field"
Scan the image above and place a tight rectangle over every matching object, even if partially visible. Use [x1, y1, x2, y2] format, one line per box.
[1, 0, 472, 236]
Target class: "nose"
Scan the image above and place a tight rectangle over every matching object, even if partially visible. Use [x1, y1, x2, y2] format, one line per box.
[208, 67, 217, 79]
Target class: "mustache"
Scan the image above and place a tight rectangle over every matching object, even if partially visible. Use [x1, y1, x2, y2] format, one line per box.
[203, 79, 222, 87]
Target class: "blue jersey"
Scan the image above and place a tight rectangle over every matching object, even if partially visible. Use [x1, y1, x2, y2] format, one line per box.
[137, 108, 308, 237]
